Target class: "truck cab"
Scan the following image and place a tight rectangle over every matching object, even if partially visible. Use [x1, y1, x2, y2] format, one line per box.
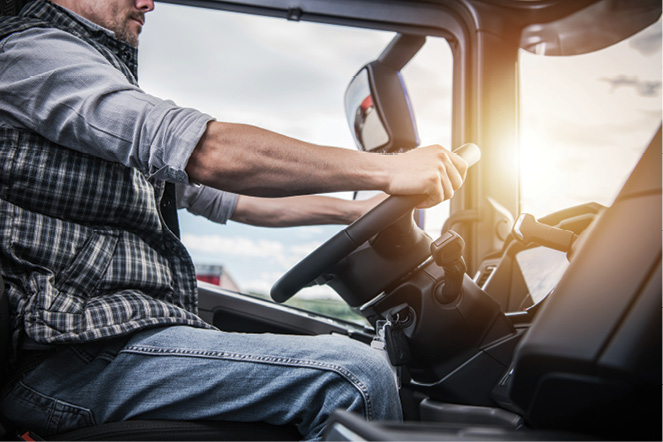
[1, 0, 660, 440]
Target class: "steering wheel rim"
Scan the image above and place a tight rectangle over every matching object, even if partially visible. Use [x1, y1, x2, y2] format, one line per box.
[271, 194, 424, 303]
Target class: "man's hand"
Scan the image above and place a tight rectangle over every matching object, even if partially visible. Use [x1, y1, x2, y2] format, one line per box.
[379, 145, 468, 208]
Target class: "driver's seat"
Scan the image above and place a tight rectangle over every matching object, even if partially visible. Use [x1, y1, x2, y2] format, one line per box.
[0, 279, 300, 441]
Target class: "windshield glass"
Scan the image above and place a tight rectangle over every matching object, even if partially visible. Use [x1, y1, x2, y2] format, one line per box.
[519, 19, 661, 217]
[139, 4, 452, 325]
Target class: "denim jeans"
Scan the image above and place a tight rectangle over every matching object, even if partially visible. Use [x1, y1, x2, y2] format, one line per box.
[0, 326, 402, 440]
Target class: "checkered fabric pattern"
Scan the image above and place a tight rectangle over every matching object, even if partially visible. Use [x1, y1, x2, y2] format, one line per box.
[0, 1, 213, 346]
[0, 0, 28, 17]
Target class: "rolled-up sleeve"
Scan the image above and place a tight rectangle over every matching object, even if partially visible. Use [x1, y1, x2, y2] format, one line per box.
[0, 27, 213, 183]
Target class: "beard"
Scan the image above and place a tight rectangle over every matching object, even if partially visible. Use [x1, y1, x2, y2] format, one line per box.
[114, 23, 140, 47]
[100, 7, 144, 47]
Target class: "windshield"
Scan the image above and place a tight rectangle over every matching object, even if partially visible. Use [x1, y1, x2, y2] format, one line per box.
[519, 19, 661, 217]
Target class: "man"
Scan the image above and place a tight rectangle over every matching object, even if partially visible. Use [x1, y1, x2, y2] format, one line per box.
[0, 0, 467, 439]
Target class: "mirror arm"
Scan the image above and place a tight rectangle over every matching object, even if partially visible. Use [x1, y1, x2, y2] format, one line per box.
[378, 34, 426, 70]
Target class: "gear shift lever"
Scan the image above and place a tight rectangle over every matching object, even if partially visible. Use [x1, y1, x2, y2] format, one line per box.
[430, 230, 466, 303]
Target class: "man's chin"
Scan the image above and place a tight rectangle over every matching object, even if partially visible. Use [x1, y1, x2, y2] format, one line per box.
[116, 31, 139, 47]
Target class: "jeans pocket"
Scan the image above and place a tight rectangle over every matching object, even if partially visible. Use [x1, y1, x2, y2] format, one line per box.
[0, 381, 96, 438]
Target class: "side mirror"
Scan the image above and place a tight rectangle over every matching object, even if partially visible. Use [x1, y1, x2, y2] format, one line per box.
[344, 34, 425, 153]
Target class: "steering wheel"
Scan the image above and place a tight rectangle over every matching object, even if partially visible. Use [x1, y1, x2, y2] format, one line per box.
[270, 143, 481, 303]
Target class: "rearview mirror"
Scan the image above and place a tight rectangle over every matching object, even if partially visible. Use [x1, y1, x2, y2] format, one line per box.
[344, 34, 425, 153]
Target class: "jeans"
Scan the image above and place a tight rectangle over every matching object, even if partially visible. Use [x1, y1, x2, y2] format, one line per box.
[0, 326, 402, 440]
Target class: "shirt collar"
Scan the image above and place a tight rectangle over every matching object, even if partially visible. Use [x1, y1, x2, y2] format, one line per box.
[58, 5, 117, 38]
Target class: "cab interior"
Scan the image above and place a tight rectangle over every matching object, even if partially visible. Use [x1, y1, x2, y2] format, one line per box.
[0, 0, 660, 440]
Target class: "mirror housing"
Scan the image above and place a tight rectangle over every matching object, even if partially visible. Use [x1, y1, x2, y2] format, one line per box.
[344, 34, 425, 153]
[520, 0, 661, 56]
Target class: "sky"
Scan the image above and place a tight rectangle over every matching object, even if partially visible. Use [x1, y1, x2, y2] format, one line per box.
[137, 3, 661, 298]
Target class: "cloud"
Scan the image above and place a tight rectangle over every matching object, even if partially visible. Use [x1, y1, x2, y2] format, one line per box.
[182, 234, 284, 257]
[601, 75, 662, 97]
[181, 233, 326, 271]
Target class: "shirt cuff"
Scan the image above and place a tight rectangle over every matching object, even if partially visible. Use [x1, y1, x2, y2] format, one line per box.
[176, 183, 239, 225]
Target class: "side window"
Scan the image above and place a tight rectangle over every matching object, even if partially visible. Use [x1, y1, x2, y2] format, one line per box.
[401, 38, 453, 238]
[139, 5, 452, 324]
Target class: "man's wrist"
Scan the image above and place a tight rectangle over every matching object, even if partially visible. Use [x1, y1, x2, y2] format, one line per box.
[351, 151, 392, 194]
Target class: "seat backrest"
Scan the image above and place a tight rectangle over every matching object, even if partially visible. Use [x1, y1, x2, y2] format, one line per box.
[507, 127, 662, 440]
[0, 272, 11, 439]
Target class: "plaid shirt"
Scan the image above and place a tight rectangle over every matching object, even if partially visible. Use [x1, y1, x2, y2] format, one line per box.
[0, 1, 213, 348]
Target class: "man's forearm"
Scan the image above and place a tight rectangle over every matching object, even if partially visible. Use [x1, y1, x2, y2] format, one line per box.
[186, 121, 468, 208]
[186, 121, 388, 197]
[230, 194, 384, 227]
